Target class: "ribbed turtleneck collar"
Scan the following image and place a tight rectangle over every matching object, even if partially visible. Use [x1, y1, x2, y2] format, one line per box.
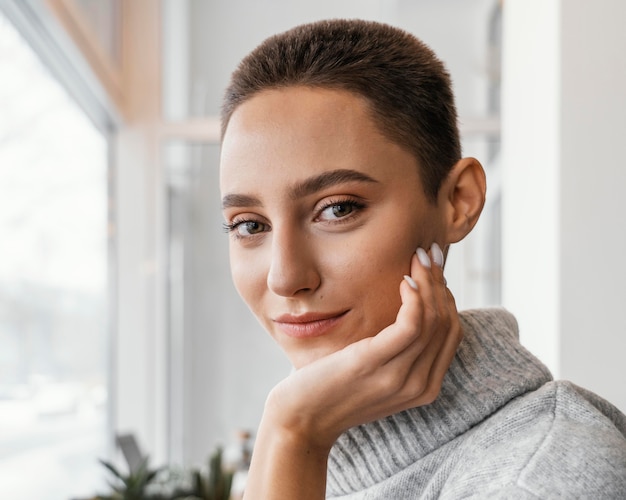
[326, 308, 553, 497]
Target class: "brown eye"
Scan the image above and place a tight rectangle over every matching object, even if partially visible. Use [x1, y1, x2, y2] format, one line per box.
[320, 203, 354, 220]
[237, 220, 267, 236]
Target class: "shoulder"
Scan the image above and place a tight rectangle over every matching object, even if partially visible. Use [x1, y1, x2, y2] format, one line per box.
[518, 381, 626, 497]
[443, 380, 626, 498]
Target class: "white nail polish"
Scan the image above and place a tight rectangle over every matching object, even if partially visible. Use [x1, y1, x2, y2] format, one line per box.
[404, 275, 418, 290]
[416, 248, 431, 268]
[431, 242, 444, 268]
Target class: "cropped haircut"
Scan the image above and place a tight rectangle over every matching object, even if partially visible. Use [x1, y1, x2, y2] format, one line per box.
[221, 19, 461, 201]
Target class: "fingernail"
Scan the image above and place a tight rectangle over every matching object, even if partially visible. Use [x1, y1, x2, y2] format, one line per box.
[416, 247, 431, 268]
[403, 275, 418, 290]
[431, 243, 444, 268]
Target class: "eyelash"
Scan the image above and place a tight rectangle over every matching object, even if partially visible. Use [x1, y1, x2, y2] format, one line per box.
[315, 197, 366, 223]
[222, 219, 263, 234]
[222, 197, 366, 237]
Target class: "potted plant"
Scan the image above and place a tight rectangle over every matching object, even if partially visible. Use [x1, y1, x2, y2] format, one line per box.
[96, 456, 166, 500]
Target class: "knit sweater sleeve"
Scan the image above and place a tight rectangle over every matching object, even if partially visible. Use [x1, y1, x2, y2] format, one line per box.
[440, 381, 626, 499]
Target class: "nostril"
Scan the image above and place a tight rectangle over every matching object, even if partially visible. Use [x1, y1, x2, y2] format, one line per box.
[267, 261, 321, 297]
[267, 235, 321, 296]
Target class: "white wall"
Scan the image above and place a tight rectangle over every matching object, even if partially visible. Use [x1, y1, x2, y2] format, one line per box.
[502, 0, 626, 412]
[501, 0, 561, 378]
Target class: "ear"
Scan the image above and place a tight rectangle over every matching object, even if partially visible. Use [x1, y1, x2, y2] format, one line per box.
[439, 157, 486, 244]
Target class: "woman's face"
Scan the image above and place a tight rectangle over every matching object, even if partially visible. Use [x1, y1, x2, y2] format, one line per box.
[220, 87, 446, 368]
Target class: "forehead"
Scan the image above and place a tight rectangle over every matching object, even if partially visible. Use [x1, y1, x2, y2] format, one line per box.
[222, 86, 378, 150]
[219, 86, 422, 197]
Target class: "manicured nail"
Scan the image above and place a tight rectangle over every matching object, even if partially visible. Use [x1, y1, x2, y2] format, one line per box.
[431, 243, 444, 268]
[416, 247, 431, 268]
[403, 275, 418, 290]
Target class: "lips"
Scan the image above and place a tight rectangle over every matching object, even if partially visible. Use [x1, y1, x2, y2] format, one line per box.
[272, 310, 349, 339]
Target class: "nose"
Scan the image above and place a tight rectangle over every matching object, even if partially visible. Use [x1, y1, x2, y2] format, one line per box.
[266, 228, 321, 297]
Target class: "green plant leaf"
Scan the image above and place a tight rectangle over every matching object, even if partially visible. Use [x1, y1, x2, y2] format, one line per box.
[145, 466, 164, 483]
[100, 459, 125, 480]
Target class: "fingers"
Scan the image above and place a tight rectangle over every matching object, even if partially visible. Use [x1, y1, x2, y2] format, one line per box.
[273, 243, 463, 441]
[424, 288, 462, 391]
[372, 243, 449, 360]
[404, 286, 460, 399]
[369, 261, 423, 359]
[400, 247, 462, 406]
[395, 244, 449, 356]
[372, 243, 460, 407]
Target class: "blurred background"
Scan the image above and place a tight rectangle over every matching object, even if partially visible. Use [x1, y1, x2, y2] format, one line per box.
[0, 0, 624, 498]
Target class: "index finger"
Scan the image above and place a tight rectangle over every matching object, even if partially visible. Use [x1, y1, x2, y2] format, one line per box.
[366, 273, 424, 362]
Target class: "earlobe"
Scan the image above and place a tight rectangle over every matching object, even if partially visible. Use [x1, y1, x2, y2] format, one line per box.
[440, 157, 486, 244]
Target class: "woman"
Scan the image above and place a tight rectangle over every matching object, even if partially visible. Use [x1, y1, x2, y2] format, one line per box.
[219, 19, 626, 499]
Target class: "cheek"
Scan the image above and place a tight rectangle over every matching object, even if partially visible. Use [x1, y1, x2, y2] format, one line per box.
[360, 226, 422, 277]
[229, 247, 266, 312]
[328, 231, 414, 309]
[362, 243, 412, 307]
[339, 216, 431, 324]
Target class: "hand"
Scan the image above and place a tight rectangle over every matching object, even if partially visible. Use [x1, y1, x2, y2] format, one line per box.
[266, 243, 462, 451]
[244, 244, 462, 500]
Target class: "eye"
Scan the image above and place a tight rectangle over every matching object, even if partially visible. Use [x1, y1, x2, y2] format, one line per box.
[237, 220, 266, 236]
[223, 219, 269, 237]
[321, 203, 353, 219]
[316, 198, 365, 222]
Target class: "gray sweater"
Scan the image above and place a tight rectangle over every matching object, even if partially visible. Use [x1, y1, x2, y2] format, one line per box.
[326, 308, 626, 498]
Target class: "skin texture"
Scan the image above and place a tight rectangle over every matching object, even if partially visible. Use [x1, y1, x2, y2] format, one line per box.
[220, 86, 486, 499]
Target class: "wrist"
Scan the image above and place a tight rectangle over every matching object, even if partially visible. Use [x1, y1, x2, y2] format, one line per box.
[261, 389, 337, 456]
[244, 409, 331, 500]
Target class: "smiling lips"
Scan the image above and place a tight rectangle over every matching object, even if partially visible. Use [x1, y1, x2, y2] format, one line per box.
[273, 310, 349, 338]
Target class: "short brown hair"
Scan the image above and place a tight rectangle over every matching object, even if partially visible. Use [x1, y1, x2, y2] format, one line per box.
[221, 19, 461, 201]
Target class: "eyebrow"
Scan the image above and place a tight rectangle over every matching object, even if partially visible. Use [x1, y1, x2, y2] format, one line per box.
[221, 168, 378, 209]
[221, 193, 262, 209]
[290, 169, 379, 200]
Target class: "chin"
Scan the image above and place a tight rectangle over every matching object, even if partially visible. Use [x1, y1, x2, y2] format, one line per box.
[288, 353, 322, 370]
[285, 348, 331, 370]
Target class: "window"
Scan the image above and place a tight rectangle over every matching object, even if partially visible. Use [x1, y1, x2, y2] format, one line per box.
[0, 12, 110, 498]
